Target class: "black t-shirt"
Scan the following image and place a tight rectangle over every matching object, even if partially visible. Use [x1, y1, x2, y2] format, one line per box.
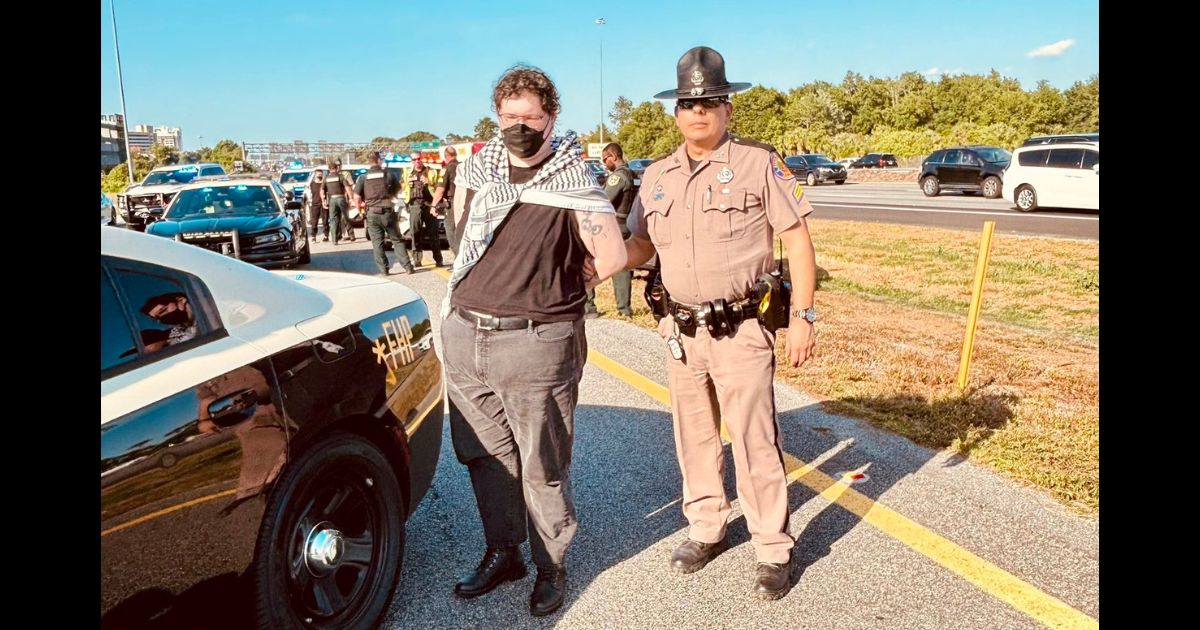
[442, 159, 458, 201]
[451, 159, 588, 321]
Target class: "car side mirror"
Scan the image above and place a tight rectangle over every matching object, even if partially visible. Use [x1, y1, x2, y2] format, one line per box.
[1092, 164, 1099, 174]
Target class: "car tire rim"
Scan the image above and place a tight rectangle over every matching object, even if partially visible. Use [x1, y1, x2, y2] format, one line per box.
[1018, 189, 1033, 209]
[287, 469, 383, 624]
[984, 179, 997, 196]
[924, 179, 936, 194]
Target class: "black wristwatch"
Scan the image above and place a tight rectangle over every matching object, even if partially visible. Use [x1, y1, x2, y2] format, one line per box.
[791, 306, 816, 323]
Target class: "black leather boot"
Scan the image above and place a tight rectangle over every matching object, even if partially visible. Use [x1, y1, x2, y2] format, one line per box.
[453, 546, 527, 599]
[529, 565, 566, 617]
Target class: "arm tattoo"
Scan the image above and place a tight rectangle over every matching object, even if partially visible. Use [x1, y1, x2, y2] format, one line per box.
[580, 215, 604, 236]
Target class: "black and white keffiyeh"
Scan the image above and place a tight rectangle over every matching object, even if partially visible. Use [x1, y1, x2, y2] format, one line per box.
[442, 130, 613, 316]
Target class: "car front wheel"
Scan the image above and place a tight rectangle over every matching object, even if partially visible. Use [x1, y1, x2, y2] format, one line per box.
[1015, 185, 1038, 212]
[982, 176, 1001, 199]
[806, 172, 817, 187]
[298, 232, 311, 265]
[921, 176, 940, 197]
[253, 433, 406, 630]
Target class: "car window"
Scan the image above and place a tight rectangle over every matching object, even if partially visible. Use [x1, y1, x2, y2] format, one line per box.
[943, 150, 961, 165]
[166, 185, 280, 219]
[1018, 150, 1050, 167]
[927, 151, 944, 163]
[1046, 149, 1085, 169]
[110, 268, 209, 356]
[1081, 150, 1099, 169]
[101, 268, 138, 373]
[199, 167, 225, 177]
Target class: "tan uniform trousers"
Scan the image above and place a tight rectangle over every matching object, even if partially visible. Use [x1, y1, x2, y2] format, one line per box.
[661, 315, 794, 564]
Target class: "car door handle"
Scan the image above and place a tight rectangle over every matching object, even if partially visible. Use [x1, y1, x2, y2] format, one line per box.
[208, 388, 258, 427]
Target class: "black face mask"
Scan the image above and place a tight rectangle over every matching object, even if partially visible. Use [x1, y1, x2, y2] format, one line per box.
[158, 308, 190, 326]
[501, 123, 548, 158]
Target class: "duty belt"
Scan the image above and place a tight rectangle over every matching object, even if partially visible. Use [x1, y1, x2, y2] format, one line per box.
[668, 296, 759, 338]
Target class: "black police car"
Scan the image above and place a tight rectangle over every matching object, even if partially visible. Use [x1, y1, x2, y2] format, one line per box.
[102, 227, 445, 629]
[146, 177, 311, 267]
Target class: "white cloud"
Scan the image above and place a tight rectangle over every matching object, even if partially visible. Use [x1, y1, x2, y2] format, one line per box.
[923, 67, 940, 76]
[1027, 39, 1076, 58]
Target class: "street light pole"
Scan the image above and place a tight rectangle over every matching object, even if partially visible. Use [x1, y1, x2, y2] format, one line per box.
[110, 0, 135, 186]
[596, 18, 605, 145]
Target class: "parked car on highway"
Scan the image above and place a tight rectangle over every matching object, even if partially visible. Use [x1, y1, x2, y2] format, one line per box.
[628, 158, 656, 188]
[785, 154, 847, 186]
[1021, 133, 1099, 147]
[145, 177, 311, 268]
[117, 163, 228, 231]
[1002, 142, 1099, 212]
[918, 146, 1012, 198]
[102, 192, 116, 226]
[101, 227, 444, 629]
[849, 153, 898, 169]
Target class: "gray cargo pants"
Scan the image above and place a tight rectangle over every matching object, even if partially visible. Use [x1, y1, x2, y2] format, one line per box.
[442, 308, 587, 569]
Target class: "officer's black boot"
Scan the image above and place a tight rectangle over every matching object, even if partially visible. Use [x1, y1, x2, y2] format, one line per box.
[453, 546, 526, 599]
[529, 565, 566, 617]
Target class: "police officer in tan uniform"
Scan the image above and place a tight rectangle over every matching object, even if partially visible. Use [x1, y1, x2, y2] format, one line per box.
[623, 46, 818, 600]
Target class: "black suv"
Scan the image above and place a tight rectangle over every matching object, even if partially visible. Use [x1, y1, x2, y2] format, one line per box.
[1021, 133, 1099, 146]
[850, 153, 898, 168]
[919, 146, 1011, 198]
[785, 154, 847, 185]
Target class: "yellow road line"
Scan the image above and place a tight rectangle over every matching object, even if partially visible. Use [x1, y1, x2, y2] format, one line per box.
[585, 347, 1097, 630]
[101, 489, 237, 538]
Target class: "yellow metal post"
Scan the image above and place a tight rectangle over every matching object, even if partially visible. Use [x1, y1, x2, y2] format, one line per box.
[958, 221, 996, 391]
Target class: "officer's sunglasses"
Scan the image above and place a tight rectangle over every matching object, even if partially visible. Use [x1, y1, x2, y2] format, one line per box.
[675, 97, 729, 111]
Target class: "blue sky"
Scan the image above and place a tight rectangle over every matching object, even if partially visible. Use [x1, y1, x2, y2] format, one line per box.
[100, 0, 1099, 148]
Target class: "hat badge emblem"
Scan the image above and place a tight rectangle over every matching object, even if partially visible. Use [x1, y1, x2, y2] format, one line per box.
[691, 70, 704, 85]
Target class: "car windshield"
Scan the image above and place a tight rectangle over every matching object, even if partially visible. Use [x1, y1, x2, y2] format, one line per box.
[802, 155, 838, 166]
[279, 171, 311, 184]
[974, 147, 1012, 163]
[142, 169, 199, 185]
[165, 185, 280, 219]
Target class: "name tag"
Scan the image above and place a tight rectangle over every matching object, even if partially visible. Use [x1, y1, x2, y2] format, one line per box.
[367, 173, 384, 180]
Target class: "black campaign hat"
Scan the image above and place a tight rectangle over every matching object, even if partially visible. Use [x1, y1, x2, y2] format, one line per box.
[653, 46, 752, 100]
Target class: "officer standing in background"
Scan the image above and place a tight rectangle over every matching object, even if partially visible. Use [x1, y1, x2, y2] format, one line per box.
[306, 169, 329, 242]
[430, 146, 460, 254]
[407, 157, 443, 267]
[322, 160, 356, 245]
[353, 152, 413, 276]
[621, 46, 818, 601]
[584, 141, 635, 317]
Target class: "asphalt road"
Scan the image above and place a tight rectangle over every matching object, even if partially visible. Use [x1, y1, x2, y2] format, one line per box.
[298, 240, 1100, 630]
[804, 182, 1098, 241]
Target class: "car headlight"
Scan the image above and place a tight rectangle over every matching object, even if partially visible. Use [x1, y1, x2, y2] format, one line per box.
[818, 166, 832, 172]
[253, 231, 287, 245]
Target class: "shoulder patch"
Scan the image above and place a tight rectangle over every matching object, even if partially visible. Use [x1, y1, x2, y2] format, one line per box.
[607, 173, 623, 187]
[770, 153, 794, 180]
